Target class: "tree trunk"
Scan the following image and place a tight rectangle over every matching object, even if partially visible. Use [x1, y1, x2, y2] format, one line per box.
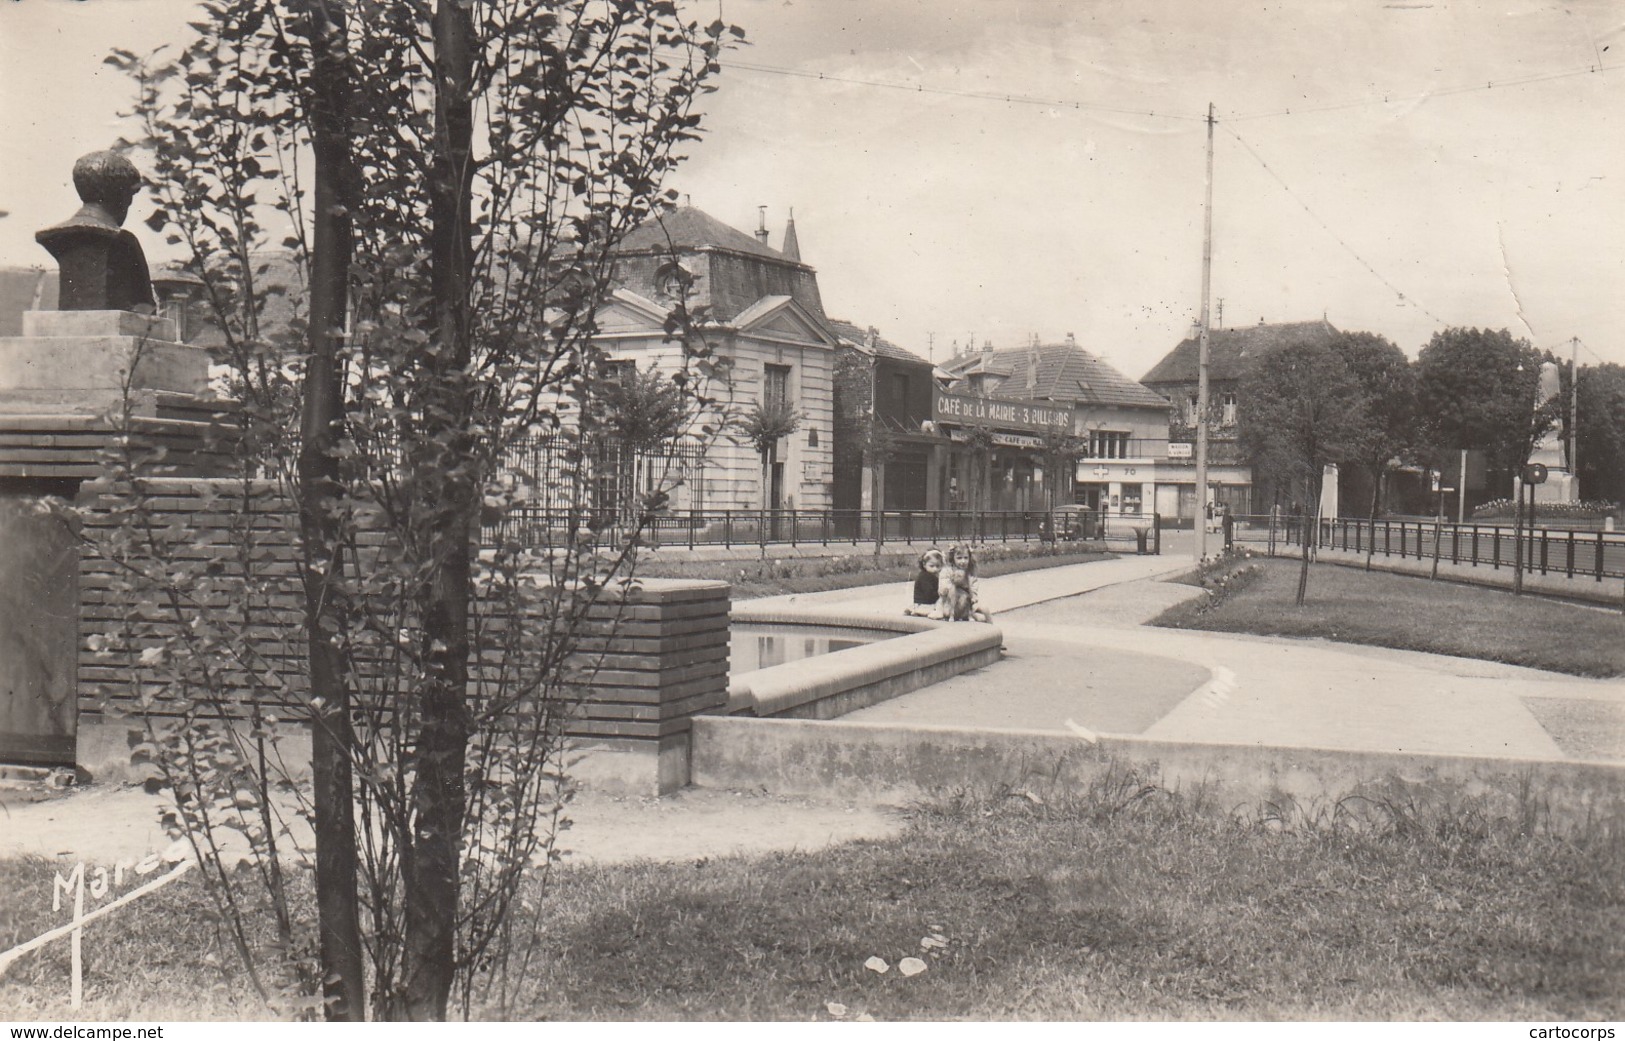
[1364, 462, 1380, 572]
[870, 458, 884, 556]
[400, 0, 476, 1020]
[1296, 473, 1315, 607]
[293, 0, 365, 1020]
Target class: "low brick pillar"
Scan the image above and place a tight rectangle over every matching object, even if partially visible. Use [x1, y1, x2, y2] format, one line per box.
[567, 579, 730, 795]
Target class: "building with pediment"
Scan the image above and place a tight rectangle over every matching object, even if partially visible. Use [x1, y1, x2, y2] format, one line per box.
[594, 206, 838, 512]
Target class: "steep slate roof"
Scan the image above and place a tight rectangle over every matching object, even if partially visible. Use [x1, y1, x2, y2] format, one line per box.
[943, 342, 1168, 409]
[0, 267, 58, 336]
[619, 205, 793, 263]
[823, 317, 932, 369]
[1140, 319, 1340, 385]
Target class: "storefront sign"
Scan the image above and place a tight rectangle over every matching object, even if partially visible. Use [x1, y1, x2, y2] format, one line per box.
[1077, 462, 1144, 481]
[948, 430, 1043, 449]
[934, 391, 1072, 433]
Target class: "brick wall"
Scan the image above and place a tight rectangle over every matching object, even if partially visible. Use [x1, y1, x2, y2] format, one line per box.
[75, 478, 729, 748]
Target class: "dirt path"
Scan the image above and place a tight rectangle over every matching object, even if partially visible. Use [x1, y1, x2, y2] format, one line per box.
[0, 782, 905, 867]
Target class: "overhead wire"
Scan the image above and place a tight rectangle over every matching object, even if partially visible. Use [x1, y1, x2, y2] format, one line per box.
[1220, 121, 1446, 327]
[1226, 61, 1621, 122]
[719, 55, 1620, 126]
[715, 52, 1617, 355]
[719, 58, 1206, 122]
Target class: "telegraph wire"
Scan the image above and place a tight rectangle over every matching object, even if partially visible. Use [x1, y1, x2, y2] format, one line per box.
[1221, 122, 1446, 327]
[718, 56, 1620, 127]
[719, 59, 1206, 122]
[1226, 61, 1620, 122]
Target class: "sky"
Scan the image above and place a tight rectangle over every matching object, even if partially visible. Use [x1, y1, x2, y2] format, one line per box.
[1, 0, 1621, 381]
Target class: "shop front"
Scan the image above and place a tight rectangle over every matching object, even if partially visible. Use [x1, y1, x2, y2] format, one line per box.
[932, 390, 1073, 513]
[1075, 460, 1156, 517]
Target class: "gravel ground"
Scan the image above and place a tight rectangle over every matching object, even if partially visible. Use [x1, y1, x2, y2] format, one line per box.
[1520, 696, 1625, 761]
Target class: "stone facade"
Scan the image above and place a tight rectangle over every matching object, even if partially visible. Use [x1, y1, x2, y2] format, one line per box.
[596, 207, 838, 511]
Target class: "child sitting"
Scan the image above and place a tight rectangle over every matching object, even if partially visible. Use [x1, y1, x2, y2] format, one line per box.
[905, 548, 945, 616]
[937, 543, 992, 622]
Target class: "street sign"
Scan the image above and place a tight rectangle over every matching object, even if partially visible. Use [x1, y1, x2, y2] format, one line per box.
[1523, 462, 1549, 484]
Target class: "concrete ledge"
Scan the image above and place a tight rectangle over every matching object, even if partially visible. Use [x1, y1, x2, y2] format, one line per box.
[23, 310, 179, 341]
[724, 607, 1003, 718]
[79, 717, 692, 796]
[568, 734, 692, 796]
[690, 716, 1625, 831]
[76, 716, 314, 785]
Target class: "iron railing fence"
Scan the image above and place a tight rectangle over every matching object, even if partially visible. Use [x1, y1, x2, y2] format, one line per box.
[497, 436, 706, 520]
[1254, 514, 1625, 582]
[491, 507, 1163, 554]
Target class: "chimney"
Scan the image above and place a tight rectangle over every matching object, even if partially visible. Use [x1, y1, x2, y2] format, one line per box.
[1065, 331, 1076, 348]
[755, 205, 769, 246]
[1026, 345, 1040, 393]
[781, 207, 801, 261]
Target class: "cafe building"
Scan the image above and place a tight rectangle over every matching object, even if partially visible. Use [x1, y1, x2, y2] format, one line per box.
[936, 338, 1172, 516]
[932, 388, 1073, 512]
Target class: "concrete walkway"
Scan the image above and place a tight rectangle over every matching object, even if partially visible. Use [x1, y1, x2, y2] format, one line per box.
[744, 550, 1193, 617]
[751, 543, 1624, 764]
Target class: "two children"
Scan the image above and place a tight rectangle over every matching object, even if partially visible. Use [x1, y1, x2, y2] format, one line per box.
[906, 544, 991, 622]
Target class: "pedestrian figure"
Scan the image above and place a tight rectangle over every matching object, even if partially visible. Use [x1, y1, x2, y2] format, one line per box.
[905, 547, 945, 617]
[939, 544, 991, 622]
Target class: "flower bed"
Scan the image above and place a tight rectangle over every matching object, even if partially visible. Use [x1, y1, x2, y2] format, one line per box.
[1472, 498, 1619, 521]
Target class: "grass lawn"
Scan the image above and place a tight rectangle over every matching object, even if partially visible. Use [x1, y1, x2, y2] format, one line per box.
[638, 543, 1113, 600]
[3, 776, 1620, 1021]
[1154, 556, 1625, 678]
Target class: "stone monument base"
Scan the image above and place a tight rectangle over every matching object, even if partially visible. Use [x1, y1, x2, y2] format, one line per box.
[0, 309, 208, 415]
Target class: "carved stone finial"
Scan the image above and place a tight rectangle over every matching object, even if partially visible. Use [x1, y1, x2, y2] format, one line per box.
[35, 150, 156, 313]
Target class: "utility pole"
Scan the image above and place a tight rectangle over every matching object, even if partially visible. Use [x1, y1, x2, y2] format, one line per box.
[1570, 336, 1580, 496]
[1195, 102, 1214, 561]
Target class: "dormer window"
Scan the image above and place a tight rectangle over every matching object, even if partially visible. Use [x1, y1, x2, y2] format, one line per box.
[654, 261, 694, 301]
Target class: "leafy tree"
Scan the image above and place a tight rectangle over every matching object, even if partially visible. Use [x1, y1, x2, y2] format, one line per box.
[592, 362, 695, 521]
[959, 422, 997, 512]
[1416, 328, 1555, 503]
[104, 0, 738, 1021]
[598, 364, 690, 451]
[1571, 363, 1625, 504]
[1238, 341, 1367, 604]
[1326, 330, 1416, 565]
[740, 399, 801, 510]
[1038, 423, 1083, 514]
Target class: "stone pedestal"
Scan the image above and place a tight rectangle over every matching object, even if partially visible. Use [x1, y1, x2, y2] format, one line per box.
[0, 310, 224, 768]
[0, 310, 206, 415]
[0, 494, 79, 765]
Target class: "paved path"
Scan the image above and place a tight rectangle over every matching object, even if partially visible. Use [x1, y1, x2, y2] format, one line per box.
[744, 551, 1192, 618]
[768, 544, 1622, 763]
